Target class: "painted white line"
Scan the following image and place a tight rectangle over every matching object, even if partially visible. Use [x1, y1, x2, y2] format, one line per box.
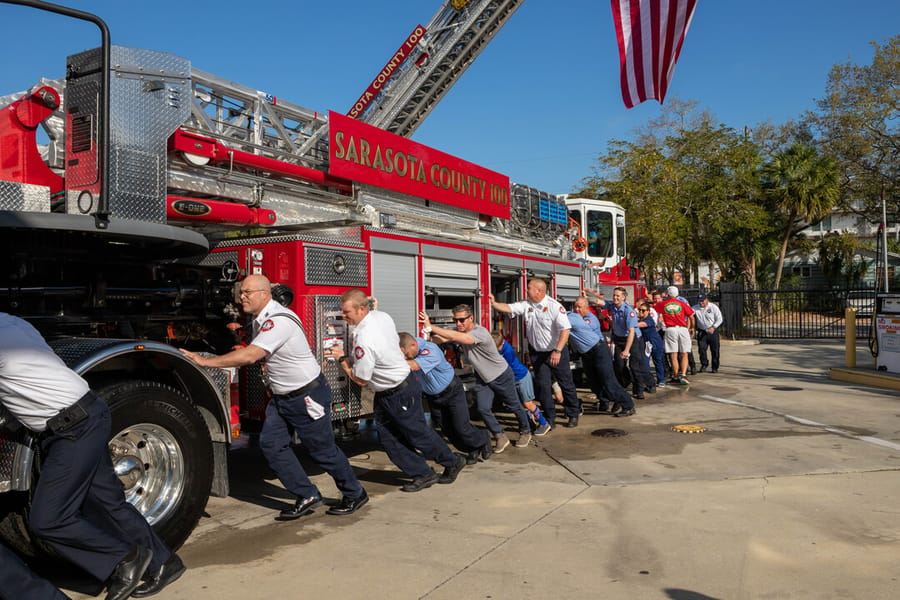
[698, 394, 900, 452]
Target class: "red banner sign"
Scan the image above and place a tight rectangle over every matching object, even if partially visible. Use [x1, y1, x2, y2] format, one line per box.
[347, 24, 427, 119]
[328, 111, 511, 219]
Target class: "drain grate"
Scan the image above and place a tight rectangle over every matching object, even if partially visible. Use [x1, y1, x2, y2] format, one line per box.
[592, 428, 628, 437]
[672, 424, 707, 434]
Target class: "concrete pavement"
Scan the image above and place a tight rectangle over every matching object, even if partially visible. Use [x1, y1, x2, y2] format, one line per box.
[60, 340, 900, 600]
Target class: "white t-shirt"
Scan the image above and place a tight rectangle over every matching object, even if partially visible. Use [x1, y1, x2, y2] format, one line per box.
[350, 310, 410, 391]
[251, 299, 320, 395]
[0, 312, 90, 432]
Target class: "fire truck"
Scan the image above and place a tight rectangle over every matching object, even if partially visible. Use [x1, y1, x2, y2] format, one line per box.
[0, 0, 640, 553]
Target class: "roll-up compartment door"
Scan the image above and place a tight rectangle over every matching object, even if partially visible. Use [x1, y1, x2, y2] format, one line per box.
[372, 252, 417, 335]
[555, 273, 582, 303]
[423, 257, 479, 294]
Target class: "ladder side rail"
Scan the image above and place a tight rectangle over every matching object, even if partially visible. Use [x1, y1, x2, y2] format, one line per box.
[188, 69, 330, 169]
[366, 0, 523, 135]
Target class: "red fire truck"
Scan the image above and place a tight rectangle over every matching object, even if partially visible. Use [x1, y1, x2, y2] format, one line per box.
[0, 0, 641, 554]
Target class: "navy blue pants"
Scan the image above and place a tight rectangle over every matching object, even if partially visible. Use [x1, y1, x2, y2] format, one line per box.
[426, 376, 490, 453]
[0, 543, 69, 600]
[260, 374, 364, 501]
[374, 374, 456, 480]
[473, 367, 531, 435]
[581, 341, 633, 409]
[29, 392, 170, 582]
[612, 335, 655, 395]
[697, 329, 720, 370]
[531, 347, 580, 424]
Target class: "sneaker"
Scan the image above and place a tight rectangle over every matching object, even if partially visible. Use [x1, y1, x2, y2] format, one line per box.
[657, 382, 667, 388]
[494, 433, 510, 454]
[515, 431, 532, 448]
[679, 375, 690, 385]
[534, 423, 551, 436]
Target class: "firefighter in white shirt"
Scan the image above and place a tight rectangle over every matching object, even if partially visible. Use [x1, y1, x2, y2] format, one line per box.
[691, 293, 723, 373]
[180, 275, 368, 520]
[327, 289, 464, 493]
[489, 278, 581, 428]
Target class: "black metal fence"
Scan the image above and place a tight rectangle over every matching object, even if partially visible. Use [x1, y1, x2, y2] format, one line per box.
[715, 283, 876, 340]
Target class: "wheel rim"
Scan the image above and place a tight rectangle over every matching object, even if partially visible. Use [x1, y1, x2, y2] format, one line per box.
[109, 423, 185, 525]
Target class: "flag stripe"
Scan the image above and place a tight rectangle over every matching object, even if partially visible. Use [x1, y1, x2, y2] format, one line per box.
[611, 0, 697, 109]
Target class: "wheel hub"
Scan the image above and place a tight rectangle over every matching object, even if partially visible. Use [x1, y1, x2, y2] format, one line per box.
[109, 423, 184, 525]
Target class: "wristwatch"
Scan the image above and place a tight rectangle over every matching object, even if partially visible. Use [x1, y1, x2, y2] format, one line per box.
[422, 326, 433, 334]
[552, 348, 562, 354]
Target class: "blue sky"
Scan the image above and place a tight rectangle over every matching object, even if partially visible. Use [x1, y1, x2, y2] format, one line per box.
[1, 1, 897, 194]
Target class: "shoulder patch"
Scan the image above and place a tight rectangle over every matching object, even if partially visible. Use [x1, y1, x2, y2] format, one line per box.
[260, 319, 275, 332]
[559, 306, 565, 314]
[354, 346, 365, 360]
[419, 348, 431, 356]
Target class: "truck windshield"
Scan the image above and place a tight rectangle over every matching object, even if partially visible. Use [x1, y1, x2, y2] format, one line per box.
[586, 210, 614, 259]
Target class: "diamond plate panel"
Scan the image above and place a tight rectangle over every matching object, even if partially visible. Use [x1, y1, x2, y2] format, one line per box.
[308, 295, 365, 420]
[0, 181, 49, 212]
[0, 428, 35, 493]
[65, 46, 191, 222]
[305, 247, 368, 287]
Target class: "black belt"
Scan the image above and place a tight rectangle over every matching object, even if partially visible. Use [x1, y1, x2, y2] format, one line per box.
[272, 375, 321, 401]
[374, 379, 408, 400]
[45, 390, 96, 435]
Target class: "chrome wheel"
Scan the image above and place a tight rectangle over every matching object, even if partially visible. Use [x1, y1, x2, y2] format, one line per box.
[110, 423, 185, 526]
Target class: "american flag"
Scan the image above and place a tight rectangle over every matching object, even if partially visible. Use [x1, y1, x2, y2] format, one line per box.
[611, 0, 698, 108]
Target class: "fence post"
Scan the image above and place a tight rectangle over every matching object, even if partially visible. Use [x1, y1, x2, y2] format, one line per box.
[845, 307, 857, 368]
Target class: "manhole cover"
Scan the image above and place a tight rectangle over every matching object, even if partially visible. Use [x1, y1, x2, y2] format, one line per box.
[672, 424, 707, 434]
[772, 386, 803, 391]
[592, 428, 628, 437]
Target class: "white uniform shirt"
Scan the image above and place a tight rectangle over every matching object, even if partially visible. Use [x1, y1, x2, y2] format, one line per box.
[508, 296, 571, 352]
[0, 312, 90, 432]
[251, 299, 320, 395]
[350, 310, 410, 391]
[692, 301, 724, 331]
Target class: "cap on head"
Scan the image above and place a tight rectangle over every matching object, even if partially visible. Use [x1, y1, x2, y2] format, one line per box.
[667, 286, 679, 298]
[697, 293, 707, 302]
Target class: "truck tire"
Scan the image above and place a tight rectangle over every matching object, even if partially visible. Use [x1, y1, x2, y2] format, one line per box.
[0, 380, 214, 556]
[102, 380, 213, 550]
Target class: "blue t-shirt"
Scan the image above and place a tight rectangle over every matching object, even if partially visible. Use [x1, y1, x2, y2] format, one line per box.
[413, 337, 454, 395]
[498, 340, 529, 382]
[567, 311, 602, 354]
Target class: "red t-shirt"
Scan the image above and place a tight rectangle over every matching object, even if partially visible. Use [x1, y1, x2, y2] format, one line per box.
[653, 299, 694, 328]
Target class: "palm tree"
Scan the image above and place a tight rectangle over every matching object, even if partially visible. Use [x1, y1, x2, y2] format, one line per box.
[762, 143, 840, 292]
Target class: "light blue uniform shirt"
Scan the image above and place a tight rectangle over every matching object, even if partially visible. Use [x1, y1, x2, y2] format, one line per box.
[413, 337, 454, 395]
[567, 311, 602, 354]
[603, 301, 641, 339]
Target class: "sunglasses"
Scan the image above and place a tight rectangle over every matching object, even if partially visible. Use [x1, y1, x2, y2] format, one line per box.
[453, 316, 471, 323]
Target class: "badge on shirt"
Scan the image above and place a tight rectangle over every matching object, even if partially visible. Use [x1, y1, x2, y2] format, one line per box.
[354, 346, 365, 359]
[558, 307, 565, 314]
[542, 306, 548, 313]
[629, 311, 636, 318]
[260, 319, 275, 332]
[419, 348, 431, 356]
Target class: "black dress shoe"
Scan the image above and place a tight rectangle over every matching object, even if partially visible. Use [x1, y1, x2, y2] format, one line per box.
[106, 546, 153, 600]
[466, 451, 479, 465]
[132, 553, 185, 598]
[632, 393, 645, 400]
[614, 407, 636, 418]
[276, 495, 322, 521]
[646, 387, 657, 394]
[564, 416, 579, 428]
[699, 366, 707, 373]
[438, 454, 466, 484]
[401, 470, 439, 492]
[327, 491, 369, 515]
